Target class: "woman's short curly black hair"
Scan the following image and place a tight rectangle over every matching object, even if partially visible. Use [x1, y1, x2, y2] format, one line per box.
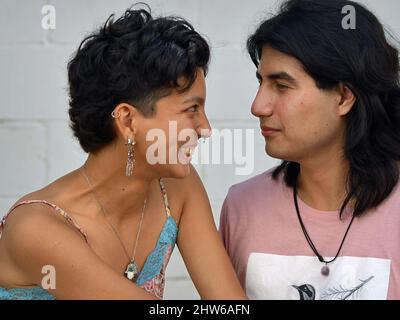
[68, 6, 210, 153]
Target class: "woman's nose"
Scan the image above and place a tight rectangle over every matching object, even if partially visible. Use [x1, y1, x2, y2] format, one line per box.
[197, 112, 212, 139]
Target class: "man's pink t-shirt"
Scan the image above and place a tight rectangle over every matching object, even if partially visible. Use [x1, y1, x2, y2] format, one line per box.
[220, 168, 400, 300]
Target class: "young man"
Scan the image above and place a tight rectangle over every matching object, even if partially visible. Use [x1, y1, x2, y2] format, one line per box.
[220, 0, 400, 300]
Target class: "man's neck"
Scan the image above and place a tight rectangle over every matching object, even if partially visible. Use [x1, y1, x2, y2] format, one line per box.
[296, 150, 349, 212]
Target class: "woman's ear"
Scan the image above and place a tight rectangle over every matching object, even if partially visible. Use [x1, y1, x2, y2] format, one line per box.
[111, 103, 139, 141]
[337, 83, 356, 116]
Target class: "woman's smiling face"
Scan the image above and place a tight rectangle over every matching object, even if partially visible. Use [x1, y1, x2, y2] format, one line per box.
[133, 68, 211, 178]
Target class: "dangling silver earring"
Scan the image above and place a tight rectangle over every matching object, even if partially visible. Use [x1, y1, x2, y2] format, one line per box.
[125, 137, 136, 177]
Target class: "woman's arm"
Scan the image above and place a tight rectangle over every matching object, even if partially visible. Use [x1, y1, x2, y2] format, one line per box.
[2, 204, 158, 300]
[174, 165, 247, 300]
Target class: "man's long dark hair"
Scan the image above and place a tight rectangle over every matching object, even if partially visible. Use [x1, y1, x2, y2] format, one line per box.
[247, 0, 400, 217]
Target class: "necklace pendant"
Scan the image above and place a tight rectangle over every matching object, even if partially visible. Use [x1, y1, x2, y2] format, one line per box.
[125, 260, 138, 281]
[321, 264, 330, 276]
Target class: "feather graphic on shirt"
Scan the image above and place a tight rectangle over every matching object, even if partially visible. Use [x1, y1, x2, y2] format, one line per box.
[320, 276, 374, 300]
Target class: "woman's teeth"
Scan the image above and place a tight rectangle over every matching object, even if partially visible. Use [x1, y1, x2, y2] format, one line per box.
[185, 147, 193, 157]
[181, 145, 196, 157]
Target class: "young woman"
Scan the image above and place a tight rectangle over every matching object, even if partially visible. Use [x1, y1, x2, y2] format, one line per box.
[0, 7, 246, 300]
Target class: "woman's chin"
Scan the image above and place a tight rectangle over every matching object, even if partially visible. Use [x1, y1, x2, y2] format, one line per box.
[167, 162, 191, 179]
[167, 149, 194, 178]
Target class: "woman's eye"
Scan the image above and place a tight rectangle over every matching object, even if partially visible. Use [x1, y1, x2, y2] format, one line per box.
[186, 105, 198, 112]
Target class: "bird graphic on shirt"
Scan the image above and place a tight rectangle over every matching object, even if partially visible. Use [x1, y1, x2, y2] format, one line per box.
[292, 284, 316, 300]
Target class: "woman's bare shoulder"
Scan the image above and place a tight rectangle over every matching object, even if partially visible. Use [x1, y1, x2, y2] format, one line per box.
[161, 165, 209, 221]
[2, 198, 83, 252]
[0, 199, 87, 283]
[0, 201, 156, 299]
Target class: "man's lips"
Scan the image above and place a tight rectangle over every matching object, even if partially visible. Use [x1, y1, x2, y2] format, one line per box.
[260, 125, 281, 137]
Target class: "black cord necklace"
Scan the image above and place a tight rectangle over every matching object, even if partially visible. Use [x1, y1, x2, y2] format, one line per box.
[293, 183, 356, 276]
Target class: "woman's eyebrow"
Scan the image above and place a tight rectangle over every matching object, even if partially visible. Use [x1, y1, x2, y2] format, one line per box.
[182, 96, 205, 105]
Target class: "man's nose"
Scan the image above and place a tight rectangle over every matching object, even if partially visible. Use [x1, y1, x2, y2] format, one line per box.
[251, 88, 274, 118]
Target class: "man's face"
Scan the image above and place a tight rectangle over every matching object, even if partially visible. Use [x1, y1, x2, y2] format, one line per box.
[251, 46, 345, 162]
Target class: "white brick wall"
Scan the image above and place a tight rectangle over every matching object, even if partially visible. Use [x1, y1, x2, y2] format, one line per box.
[0, 0, 399, 300]
[0, 122, 47, 194]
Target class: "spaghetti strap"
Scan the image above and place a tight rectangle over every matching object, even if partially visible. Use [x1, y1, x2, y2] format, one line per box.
[158, 178, 171, 217]
[0, 200, 88, 242]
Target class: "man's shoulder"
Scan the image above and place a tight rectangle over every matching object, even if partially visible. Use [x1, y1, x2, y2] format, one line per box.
[225, 166, 284, 204]
[228, 167, 281, 197]
[220, 166, 288, 230]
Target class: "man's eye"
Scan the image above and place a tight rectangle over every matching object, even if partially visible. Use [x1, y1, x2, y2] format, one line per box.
[276, 83, 289, 90]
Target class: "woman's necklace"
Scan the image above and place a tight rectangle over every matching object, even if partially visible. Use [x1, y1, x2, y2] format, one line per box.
[82, 166, 147, 281]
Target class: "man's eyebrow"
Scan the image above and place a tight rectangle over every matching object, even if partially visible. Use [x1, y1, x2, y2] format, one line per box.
[256, 71, 297, 84]
[268, 71, 297, 83]
[182, 96, 205, 105]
